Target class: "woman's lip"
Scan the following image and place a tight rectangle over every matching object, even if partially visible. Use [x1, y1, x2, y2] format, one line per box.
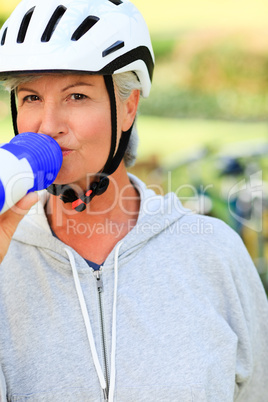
[61, 148, 73, 157]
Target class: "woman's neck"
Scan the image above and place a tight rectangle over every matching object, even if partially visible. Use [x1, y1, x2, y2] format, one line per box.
[46, 166, 140, 263]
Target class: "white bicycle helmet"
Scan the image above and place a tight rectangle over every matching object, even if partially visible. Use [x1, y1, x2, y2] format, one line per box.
[0, 0, 155, 211]
[0, 0, 154, 97]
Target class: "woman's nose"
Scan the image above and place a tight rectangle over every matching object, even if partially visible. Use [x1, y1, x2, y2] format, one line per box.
[38, 102, 67, 138]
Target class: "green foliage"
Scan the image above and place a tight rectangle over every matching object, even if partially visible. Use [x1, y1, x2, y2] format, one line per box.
[180, 42, 268, 94]
[151, 37, 177, 61]
[140, 87, 223, 119]
[146, 31, 268, 120]
[140, 86, 268, 121]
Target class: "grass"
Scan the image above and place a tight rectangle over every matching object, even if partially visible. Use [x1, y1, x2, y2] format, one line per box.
[136, 116, 268, 162]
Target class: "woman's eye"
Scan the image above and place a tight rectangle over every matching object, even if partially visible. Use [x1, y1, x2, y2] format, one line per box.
[23, 95, 40, 102]
[70, 93, 87, 101]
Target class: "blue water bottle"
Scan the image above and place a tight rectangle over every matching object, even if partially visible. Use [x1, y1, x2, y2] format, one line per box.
[0, 132, 62, 214]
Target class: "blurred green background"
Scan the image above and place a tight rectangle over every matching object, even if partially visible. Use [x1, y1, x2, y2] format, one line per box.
[0, 0, 268, 290]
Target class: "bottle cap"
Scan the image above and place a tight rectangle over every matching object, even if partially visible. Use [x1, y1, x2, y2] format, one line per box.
[3, 132, 63, 191]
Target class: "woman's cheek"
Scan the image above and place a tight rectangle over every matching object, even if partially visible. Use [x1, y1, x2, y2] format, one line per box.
[17, 111, 38, 134]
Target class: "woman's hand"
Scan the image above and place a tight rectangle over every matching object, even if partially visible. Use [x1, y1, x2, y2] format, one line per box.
[0, 192, 39, 264]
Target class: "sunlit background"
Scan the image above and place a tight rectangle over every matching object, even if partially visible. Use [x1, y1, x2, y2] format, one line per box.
[0, 0, 267, 290]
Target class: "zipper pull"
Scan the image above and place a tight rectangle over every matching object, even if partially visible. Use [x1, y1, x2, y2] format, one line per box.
[103, 388, 108, 401]
[95, 270, 103, 293]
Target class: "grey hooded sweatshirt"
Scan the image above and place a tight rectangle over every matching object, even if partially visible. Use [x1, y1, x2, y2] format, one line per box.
[0, 175, 268, 402]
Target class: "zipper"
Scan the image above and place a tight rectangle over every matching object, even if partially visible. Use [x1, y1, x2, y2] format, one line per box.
[94, 269, 109, 401]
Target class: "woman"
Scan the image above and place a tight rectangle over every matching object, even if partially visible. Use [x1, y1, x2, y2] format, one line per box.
[0, 0, 268, 401]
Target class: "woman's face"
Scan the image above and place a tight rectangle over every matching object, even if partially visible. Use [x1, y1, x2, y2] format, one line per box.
[16, 74, 132, 189]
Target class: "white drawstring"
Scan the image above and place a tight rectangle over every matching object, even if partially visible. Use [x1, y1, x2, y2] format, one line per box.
[109, 241, 123, 402]
[64, 248, 106, 391]
[65, 241, 123, 402]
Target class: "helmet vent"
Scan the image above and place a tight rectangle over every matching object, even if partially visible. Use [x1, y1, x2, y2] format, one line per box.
[17, 7, 35, 44]
[108, 0, 123, 5]
[0, 27, 8, 46]
[103, 40, 125, 57]
[41, 5, 67, 42]
[71, 16, 99, 41]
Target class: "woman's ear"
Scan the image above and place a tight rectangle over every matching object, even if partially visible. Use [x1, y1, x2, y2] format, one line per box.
[122, 89, 140, 132]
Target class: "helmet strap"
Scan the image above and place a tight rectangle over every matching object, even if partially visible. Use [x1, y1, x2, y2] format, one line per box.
[11, 90, 19, 135]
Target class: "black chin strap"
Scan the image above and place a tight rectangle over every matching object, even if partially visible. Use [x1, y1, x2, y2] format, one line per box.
[47, 175, 111, 212]
[11, 90, 19, 136]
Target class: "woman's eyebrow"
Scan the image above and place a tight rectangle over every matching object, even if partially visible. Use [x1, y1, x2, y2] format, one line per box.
[62, 82, 94, 92]
[17, 87, 39, 94]
[17, 82, 94, 94]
